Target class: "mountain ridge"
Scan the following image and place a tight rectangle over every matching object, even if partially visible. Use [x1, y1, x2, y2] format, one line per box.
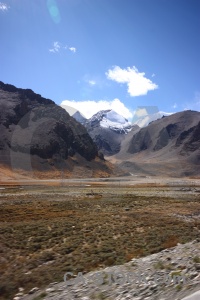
[83, 109, 138, 156]
[108, 110, 200, 177]
[0, 81, 119, 179]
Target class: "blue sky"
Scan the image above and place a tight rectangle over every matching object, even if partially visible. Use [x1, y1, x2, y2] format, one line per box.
[0, 0, 200, 120]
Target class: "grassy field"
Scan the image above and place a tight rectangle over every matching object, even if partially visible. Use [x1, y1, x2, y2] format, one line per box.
[0, 183, 200, 299]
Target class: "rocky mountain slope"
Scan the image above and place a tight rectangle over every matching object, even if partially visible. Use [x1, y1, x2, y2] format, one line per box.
[109, 110, 200, 177]
[21, 239, 200, 300]
[0, 81, 117, 179]
[84, 110, 138, 156]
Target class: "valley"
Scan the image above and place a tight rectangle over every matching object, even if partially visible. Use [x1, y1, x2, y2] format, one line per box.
[0, 177, 200, 299]
[1, 1, 200, 298]
[0, 82, 200, 300]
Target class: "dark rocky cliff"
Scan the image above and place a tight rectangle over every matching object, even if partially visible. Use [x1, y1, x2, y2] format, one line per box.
[0, 81, 110, 177]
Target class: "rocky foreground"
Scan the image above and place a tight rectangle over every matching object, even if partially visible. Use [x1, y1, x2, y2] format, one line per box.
[16, 239, 200, 300]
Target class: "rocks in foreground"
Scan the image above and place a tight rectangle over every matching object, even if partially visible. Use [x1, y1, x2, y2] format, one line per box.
[19, 239, 200, 300]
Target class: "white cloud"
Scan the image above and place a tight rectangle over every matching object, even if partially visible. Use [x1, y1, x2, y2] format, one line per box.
[49, 42, 76, 53]
[82, 74, 107, 89]
[106, 66, 158, 97]
[159, 111, 174, 116]
[69, 47, 76, 53]
[88, 80, 96, 86]
[49, 41, 61, 53]
[60, 98, 133, 120]
[83, 75, 103, 88]
[0, 2, 9, 11]
[172, 103, 177, 109]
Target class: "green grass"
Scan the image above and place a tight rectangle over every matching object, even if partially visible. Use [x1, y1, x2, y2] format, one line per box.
[33, 292, 47, 300]
[153, 260, 165, 270]
[193, 256, 200, 263]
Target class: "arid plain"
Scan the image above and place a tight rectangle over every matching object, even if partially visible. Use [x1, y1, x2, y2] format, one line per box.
[0, 176, 200, 300]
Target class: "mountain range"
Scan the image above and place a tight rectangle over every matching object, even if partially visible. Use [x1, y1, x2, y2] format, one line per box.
[0, 81, 118, 180]
[61, 107, 136, 156]
[1, 81, 199, 179]
[62, 106, 200, 177]
[63, 106, 174, 156]
[62, 105, 139, 156]
[83, 110, 139, 156]
[109, 110, 200, 177]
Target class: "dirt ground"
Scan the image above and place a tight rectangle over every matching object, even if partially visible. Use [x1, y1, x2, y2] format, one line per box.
[0, 176, 200, 300]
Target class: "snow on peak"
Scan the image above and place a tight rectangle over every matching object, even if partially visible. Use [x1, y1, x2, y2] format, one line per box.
[105, 110, 128, 124]
[88, 109, 132, 133]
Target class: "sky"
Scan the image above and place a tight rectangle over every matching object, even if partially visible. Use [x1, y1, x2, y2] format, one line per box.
[0, 0, 200, 121]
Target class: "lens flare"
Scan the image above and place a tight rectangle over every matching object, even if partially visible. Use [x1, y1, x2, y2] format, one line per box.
[47, 0, 61, 23]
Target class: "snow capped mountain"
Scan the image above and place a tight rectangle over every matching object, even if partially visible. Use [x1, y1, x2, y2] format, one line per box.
[59, 108, 136, 155]
[83, 110, 136, 155]
[87, 109, 132, 134]
[132, 106, 172, 128]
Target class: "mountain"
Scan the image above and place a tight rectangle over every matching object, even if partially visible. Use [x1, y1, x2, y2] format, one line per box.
[61, 105, 87, 125]
[84, 110, 138, 156]
[60, 104, 78, 116]
[87, 110, 132, 133]
[132, 106, 172, 128]
[72, 110, 87, 125]
[0, 81, 118, 179]
[108, 110, 200, 177]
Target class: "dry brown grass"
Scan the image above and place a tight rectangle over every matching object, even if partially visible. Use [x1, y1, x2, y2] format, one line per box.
[0, 185, 199, 300]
